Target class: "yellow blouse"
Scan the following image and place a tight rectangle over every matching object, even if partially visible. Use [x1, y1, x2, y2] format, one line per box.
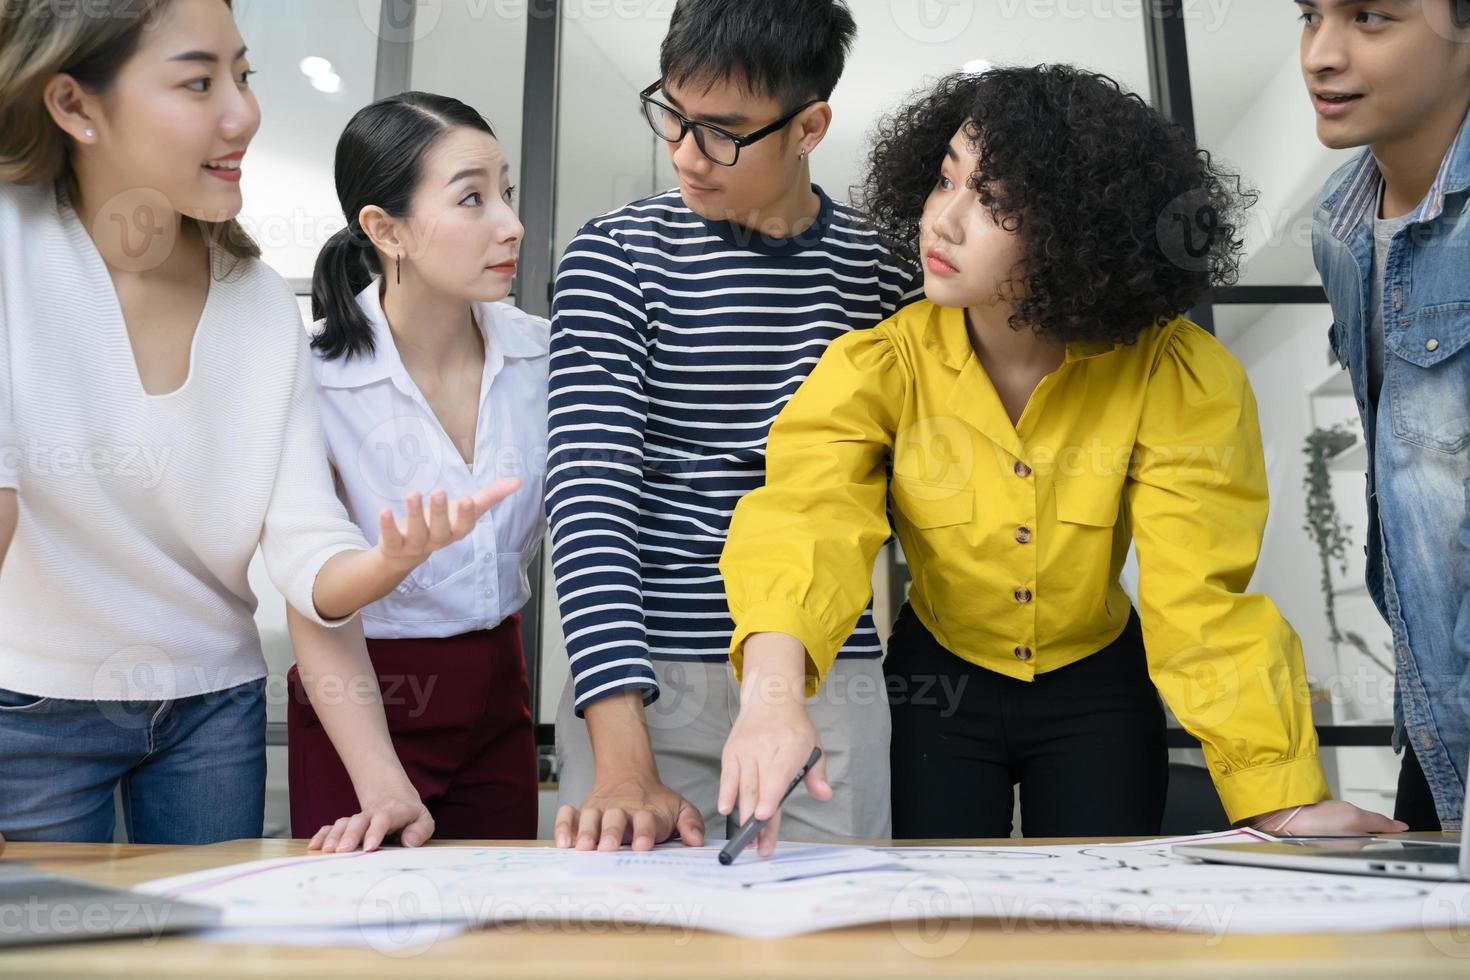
[720, 300, 1330, 822]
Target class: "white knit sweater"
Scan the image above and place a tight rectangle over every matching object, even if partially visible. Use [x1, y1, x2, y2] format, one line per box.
[0, 180, 368, 700]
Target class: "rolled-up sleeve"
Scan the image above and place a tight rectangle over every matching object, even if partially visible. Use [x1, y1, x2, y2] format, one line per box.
[1127, 324, 1330, 823]
[721, 327, 902, 693]
[259, 329, 370, 627]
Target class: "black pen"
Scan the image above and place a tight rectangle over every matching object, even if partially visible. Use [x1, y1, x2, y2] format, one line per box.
[718, 746, 823, 866]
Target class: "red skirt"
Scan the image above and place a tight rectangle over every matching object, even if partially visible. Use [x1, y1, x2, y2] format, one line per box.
[286, 614, 537, 840]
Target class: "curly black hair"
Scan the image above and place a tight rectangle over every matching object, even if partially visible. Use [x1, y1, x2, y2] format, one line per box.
[860, 65, 1254, 347]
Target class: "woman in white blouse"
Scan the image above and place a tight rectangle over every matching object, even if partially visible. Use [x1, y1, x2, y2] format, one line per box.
[0, 0, 517, 845]
[284, 92, 550, 852]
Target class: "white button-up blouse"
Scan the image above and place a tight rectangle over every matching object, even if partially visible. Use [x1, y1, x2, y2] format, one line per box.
[312, 281, 549, 640]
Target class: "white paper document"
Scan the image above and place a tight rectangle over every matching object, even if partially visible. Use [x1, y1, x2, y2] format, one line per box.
[134, 830, 1470, 942]
[568, 840, 906, 885]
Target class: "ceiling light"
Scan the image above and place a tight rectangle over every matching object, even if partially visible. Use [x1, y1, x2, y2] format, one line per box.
[299, 56, 333, 79]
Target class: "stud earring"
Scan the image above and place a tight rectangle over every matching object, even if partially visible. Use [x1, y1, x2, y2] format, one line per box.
[83, 129, 96, 139]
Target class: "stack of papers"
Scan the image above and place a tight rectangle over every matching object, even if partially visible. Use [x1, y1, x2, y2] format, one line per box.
[133, 830, 1470, 945]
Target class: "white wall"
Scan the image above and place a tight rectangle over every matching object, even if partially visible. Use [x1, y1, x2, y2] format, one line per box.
[411, 1, 530, 198]
[233, 0, 383, 281]
[552, 15, 670, 259]
[1212, 53, 1355, 292]
[1192, 31, 1397, 809]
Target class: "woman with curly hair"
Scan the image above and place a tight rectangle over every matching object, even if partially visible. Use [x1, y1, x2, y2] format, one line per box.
[716, 65, 1405, 843]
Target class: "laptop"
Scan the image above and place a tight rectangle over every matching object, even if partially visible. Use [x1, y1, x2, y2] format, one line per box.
[1174, 755, 1469, 882]
[0, 862, 220, 947]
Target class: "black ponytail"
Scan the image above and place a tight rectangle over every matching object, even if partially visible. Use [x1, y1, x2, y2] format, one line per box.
[310, 224, 379, 360]
[311, 90, 497, 361]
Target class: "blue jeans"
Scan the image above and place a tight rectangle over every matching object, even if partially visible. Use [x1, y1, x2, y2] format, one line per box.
[0, 679, 266, 844]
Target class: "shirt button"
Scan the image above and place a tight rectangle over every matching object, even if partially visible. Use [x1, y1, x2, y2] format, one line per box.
[482, 553, 493, 564]
[1013, 461, 1032, 479]
[1015, 526, 1033, 544]
[1014, 645, 1033, 662]
[1014, 588, 1033, 604]
[483, 589, 495, 600]
[1426, 339, 1440, 352]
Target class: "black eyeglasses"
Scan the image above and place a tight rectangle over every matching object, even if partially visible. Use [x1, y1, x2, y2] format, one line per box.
[639, 80, 820, 167]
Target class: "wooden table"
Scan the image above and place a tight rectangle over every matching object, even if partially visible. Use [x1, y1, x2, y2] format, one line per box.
[2, 838, 1466, 978]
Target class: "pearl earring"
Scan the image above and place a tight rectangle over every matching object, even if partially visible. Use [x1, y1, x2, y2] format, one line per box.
[83, 129, 96, 139]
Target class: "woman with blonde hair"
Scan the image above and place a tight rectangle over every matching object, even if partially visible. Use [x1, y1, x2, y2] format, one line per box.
[0, 0, 517, 844]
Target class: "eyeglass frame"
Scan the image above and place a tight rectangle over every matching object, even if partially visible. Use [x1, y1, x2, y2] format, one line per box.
[638, 79, 821, 167]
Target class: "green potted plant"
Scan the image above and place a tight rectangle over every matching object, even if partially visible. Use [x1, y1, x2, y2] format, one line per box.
[1302, 425, 1393, 677]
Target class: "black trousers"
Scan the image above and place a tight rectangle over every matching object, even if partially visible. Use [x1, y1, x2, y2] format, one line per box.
[886, 603, 1169, 839]
[1394, 741, 1443, 832]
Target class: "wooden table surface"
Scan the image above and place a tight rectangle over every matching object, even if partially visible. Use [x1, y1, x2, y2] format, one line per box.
[2, 837, 1467, 979]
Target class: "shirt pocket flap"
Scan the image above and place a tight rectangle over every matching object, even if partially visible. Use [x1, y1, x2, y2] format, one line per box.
[891, 480, 975, 529]
[1385, 302, 1470, 368]
[1054, 476, 1122, 527]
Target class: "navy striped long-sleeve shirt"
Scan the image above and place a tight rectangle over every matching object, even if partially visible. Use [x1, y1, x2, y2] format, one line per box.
[547, 186, 921, 715]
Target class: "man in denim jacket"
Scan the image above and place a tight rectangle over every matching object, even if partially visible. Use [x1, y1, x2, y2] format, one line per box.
[1302, 0, 1470, 830]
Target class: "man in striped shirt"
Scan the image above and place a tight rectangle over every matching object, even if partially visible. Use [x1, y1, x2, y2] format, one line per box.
[548, 0, 919, 851]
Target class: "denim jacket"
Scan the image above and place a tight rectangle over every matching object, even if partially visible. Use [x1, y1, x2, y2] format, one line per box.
[1312, 110, 1470, 831]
